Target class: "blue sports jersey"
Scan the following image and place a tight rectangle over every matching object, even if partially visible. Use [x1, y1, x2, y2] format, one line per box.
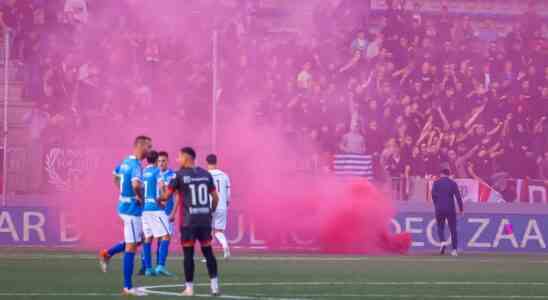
[160, 169, 176, 215]
[114, 155, 143, 216]
[143, 165, 162, 211]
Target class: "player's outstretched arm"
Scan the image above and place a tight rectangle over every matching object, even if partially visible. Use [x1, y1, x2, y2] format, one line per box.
[113, 165, 121, 188]
[159, 179, 167, 195]
[159, 187, 178, 221]
[156, 180, 167, 208]
[113, 175, 120, 188]
[453, 181, 464, 215]
[132, 180, 144, 205]
[159, 187, 174, 203]
[226, 175, 231, 207]
[210, 190, 219, 212]
[168, 191, 179, 222]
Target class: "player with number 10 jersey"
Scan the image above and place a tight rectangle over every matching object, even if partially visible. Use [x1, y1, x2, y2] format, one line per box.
[171, 165, 216, 230]
[162, 147, 220, 296]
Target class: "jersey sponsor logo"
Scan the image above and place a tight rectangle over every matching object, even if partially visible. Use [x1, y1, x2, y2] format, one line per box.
[189, 207, 211, 214]
[183, 175, 209, 184]
[119, 197, 132, 203]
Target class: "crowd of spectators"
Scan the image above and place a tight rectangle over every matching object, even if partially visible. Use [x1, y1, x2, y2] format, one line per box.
[4, 0, 548, 194]
[4, 0, 217, 146]
[220, 0, 548, 191]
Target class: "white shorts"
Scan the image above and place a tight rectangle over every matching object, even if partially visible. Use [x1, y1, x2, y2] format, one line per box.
[119, 214, 143, 244]
[142, 211, 171, 238]
[212, 210, 227, 231]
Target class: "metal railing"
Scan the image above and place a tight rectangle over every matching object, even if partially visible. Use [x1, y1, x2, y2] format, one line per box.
[387, 176, 547, 203]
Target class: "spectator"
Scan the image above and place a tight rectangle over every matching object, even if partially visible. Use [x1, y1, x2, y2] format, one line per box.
[384, 147, 405, 178]
[296, 62, 313, 89]
[64, 0, 88, 24]
[9, 0, 547, 191]
[366, 32, 382, 60]
[339, 122, 366, 154]
[351, 31, 368, 54]
[22, 103, 51, 191]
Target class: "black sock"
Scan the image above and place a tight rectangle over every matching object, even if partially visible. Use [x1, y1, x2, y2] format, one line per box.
[201, 246, 218, 278]
[183, 246, 195, 283]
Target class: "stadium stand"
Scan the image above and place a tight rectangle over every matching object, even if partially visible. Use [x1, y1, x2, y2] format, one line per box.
[1, 0, 547, 202]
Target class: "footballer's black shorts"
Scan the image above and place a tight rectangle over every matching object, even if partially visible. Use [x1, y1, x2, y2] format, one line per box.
[180, 226, 213, 247]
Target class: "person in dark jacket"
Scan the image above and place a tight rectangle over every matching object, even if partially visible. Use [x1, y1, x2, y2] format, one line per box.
[432, 163, 464, 256]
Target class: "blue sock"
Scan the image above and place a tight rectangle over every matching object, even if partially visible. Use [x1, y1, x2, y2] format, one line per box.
[143, 242, 152, 270]
[158, 240, 170, 267]
[107, 242, 125, 257]
[156, 241, 161, 266]
[123, 252, 135, 289]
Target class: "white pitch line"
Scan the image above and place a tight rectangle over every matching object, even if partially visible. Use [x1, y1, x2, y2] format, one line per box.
[0, 292, 118, 296]
[270, 295, 548, 299]
[142, 281, 548, 288]
[1, 292, 546, 299]
[3, 282, 548, 299]
[139, 286, 308, 300]
[2, 254, 548, 264]
[139, 283, 548, 300]
[143, 290, 306, 300]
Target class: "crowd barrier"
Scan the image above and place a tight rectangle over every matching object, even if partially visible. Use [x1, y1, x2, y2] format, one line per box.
[4, 145, 548, 205]
[371, 0, 548, 17]
[2, 146, 547, 206]
[389, 177, 547, 204]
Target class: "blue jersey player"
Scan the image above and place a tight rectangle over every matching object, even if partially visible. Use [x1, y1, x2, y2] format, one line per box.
[99, 135, 151, 297]
[158, 152, 176, 261]
[158, 151, 176, 227]
[140, 150, 173, 277]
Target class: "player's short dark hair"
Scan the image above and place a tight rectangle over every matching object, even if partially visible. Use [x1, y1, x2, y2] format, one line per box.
[134, 135, 151, 146]
[158, 151, 169, 159]
[440, 162, 451, 175]
[180, 147, 196, 160]
[206, 154, 217, 165]
[146, 150, 159, 164]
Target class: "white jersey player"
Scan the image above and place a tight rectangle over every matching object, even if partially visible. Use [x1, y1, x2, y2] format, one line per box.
[206, 154, 231, 259]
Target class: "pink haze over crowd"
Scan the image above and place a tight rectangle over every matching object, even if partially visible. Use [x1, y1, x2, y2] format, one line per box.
[59, 108, 409, 254]
[45, 0, 410, 254]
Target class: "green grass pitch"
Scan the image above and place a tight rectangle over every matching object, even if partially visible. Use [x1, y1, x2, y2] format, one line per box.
[1, 249, 548, 299]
